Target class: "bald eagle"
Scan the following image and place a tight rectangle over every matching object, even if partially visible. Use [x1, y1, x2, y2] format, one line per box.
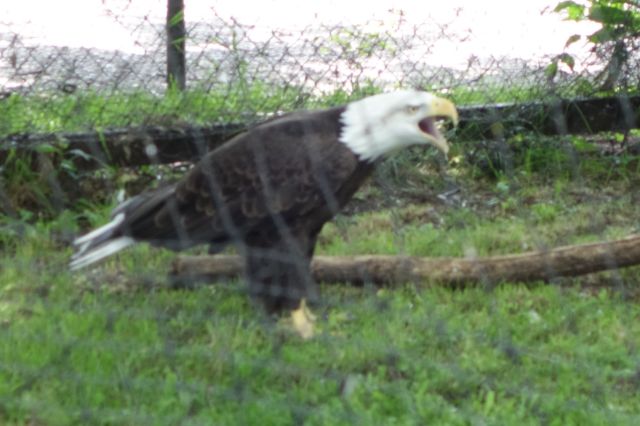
[70, 90, 458, 336]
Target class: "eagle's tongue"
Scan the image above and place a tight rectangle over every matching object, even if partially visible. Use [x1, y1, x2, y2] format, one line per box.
[418, 116, 450, 155]
[418, 117, 442, 141]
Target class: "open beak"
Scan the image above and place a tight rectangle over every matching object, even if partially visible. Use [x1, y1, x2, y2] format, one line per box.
[418, 96, 459, 155]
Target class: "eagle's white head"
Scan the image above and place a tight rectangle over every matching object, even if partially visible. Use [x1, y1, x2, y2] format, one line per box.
[339, 90, 459, 162]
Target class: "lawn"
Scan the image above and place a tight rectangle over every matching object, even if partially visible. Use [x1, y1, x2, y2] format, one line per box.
[1, 89, 640, 424]
[2, 166, 640, 425]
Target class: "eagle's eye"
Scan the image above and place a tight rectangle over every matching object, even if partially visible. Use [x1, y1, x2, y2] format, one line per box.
[405, 105, 421, 114]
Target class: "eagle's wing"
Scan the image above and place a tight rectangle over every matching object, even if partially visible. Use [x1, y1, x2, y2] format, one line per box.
[123, 112, 358, 248]
[69, 108, 358, 269]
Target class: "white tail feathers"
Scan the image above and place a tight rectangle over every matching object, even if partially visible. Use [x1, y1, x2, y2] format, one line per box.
[70, 213, 136, 270]
[69, 237, 135, 270]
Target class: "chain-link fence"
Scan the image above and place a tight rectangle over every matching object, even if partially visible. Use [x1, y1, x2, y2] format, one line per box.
[1, 1, 640, 424]
[2, 1, 638, 98]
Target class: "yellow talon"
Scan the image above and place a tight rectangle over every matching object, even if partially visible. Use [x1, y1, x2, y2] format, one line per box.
[290, 299, 316, 339]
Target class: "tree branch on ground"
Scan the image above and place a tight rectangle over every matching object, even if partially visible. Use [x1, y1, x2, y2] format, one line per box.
[171, 233, 640, 286]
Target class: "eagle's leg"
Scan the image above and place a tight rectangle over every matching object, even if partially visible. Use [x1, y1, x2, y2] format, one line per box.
[245, 231, 319, 338]
[290, 298, 316, 339]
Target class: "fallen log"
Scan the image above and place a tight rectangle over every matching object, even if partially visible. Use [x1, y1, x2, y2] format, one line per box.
[2, 96, 639, 172]
[458, 95, 640, 140]
[0, 123, 246, 171]
[171, 233, 640, 286]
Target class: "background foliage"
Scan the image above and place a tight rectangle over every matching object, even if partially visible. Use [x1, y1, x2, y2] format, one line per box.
[552, 0, 640, 91]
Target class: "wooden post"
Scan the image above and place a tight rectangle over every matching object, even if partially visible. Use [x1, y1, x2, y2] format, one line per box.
[166, 0, 186, 91]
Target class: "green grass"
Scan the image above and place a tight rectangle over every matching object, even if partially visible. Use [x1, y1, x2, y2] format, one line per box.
[2, 85, 640, 424]
[2, 80, 619, 138]
[0, 86, 295, 137]
[1, 176, 640, 425]
[0, 84, 386, 138]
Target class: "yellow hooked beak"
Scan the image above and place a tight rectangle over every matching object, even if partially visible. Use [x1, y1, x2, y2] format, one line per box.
[420, 96, 459, 155]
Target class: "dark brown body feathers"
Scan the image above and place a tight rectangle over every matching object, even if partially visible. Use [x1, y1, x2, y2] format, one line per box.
[116, 106, 375, 310]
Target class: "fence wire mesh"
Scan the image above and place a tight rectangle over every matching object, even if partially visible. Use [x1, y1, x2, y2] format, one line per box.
[1, 1, 638, 98]
[1, 1, 640, 424]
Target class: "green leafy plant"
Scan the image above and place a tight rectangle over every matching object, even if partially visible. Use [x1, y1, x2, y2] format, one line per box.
[552, 0, 640, 91]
